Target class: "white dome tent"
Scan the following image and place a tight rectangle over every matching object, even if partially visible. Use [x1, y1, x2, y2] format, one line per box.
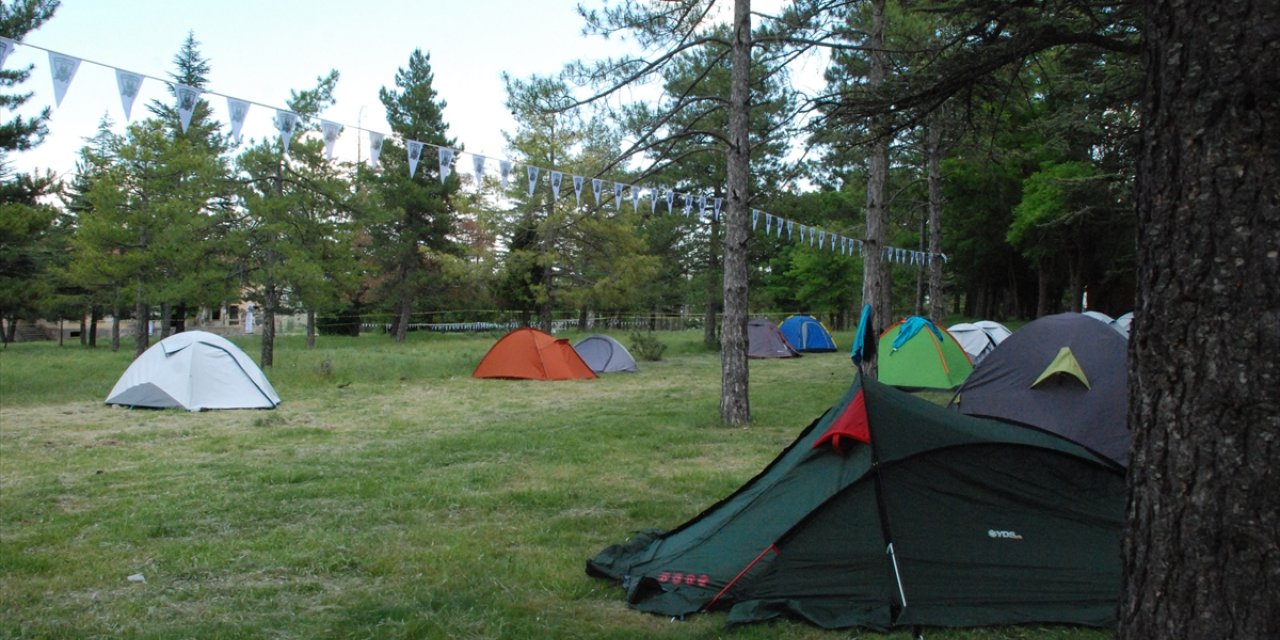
[106, 331, 281, 411]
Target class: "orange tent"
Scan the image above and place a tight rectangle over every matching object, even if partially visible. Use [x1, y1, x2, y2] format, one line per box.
[472, 328, 598, 380]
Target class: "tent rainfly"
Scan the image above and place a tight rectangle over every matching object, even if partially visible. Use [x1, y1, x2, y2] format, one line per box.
[105, 331, 281, 411]
[949, 312, 1130, 466]
[588, 374, 1125, 630]
[876, 317, 973, 390]
[779, 315, 839, 352]
[747, 319, 801, 359]
[472, 328, 597, 380]
[573, 335, 639, 373]
[946, 320, 1012, 365]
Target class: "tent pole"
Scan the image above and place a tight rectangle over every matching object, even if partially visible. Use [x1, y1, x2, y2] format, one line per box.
[886, 542, 908, 607]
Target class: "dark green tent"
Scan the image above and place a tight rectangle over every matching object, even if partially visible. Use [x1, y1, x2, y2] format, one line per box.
[588, 374, 1124, 630]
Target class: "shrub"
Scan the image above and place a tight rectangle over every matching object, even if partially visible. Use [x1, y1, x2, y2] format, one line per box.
[629, 331, 667, 361]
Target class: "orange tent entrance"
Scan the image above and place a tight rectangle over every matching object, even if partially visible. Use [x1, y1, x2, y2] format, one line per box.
[472, 328, 597, 380]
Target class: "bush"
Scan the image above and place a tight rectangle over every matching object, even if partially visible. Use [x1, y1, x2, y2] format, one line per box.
[629, 331, 667, 361]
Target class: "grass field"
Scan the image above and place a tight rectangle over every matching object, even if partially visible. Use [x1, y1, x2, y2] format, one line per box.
[0, 330, 1110, 639]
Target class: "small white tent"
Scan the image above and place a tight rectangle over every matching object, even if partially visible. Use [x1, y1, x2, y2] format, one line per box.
[947, 320, 1013, 365]
[572, 334, 640, 373]
[106, 331, 281, 411]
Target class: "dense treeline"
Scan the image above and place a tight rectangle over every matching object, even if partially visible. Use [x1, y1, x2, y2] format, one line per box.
[2, 0, 1136, 362]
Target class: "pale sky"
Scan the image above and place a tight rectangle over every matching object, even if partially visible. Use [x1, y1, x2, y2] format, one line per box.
[5, 0, 630, 179]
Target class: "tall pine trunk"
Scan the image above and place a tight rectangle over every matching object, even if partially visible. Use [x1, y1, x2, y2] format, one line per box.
[719, 0, 752, 426]
[1120, 0, 1280, 637]
[861, 0, 890, 376]
[704, 213, 721, 350]
[926, 112, 946, 322]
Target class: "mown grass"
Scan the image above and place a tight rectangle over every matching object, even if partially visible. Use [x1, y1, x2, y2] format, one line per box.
[0, 331, 1109, 639]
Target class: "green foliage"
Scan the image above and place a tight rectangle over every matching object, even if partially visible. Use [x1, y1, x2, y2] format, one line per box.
[628, 330, 667, 361]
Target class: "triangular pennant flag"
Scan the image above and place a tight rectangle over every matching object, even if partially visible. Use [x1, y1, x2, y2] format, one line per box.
[682, 193, 692, 216]
[0, 37, 14, 69]
[550, 171, 563, 200]
[613, 182, 623, 209]
[713, 197, 723, 220]
[777, 216, 784, 237]
[591, 178, 603, 206]
[650, 187, 658, 214]
[573, 175, 584, 206]
[406, 140, 424, 177]
[227, 98, 250, 144]
[175, 84, 203, 134]
[820, 230, 827, 248]
[698, 195, 707, 217]
[48, 52, 81, 107]
[438, 147, 454, 183]
[526, 166, 540, 197]
[752, 209, 760, 230]
[369, 132, 385, 168]
[321, 120, 341, 160]
[810, 228, 817, 247]
[472, 154, 486, 185]
[275, 109, 298, 152]
[115, 69, 144, 121]
[631, 186, 640, 212]
[799, 225, 807, 243]
[765, 213, 773, 234]
[499, 159, 512, 189]
[787, 220, 794, 239]
[664, 190, 674, 213]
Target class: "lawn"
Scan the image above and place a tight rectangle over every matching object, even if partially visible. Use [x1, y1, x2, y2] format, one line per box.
[0, 330, 1111, 639]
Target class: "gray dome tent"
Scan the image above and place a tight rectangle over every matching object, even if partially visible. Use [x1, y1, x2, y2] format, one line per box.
[106, 331, 281, 411]
[949, 312, 1130, 466]
[573, 335, 639, 373]
[747, 319, 801, 359]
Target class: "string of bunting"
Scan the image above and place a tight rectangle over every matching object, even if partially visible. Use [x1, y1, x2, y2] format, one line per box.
[1, 37, 947, 268]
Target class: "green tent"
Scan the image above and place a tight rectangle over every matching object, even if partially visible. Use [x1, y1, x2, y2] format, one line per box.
[588, 374, 1124, 630]
[877, 316, 974, 390]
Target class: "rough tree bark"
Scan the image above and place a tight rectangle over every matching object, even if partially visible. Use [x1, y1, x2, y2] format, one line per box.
[861, 0, 890, 376]
[719, 0, 752, 426]
[1119, 0, 1280, 637]
[926, 112, 946, 322]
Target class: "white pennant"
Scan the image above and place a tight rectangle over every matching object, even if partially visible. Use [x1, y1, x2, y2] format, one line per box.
[777, 217, 784, 237]
[526, 166, 540, 197]
[713, 198, 723, 220]
[698, 195, 707, 217]
[321, 120, 341, 160]
[630, 186, 640, 212]
[613, 182, 623, 209]
[765, 213, 772, 234]
[820, 231, 827, 249]
[0, 37, 14, 69]
[48, 52, 81, 107]
[472, 154, 486, 185]
[499, 159, 512, 189]
[275, 109, 298, 152]
[787, 220, 794, 239]
[664, 190, 674, 213]
[115, 69, 144, 121]
[369, 132, 384, 168]
[406, 140, 424, 178]
[176, 84, 202, 134]
[550, 171, 563, 200]
[752, 209, 760, 230]
[227, 98, 250, 144]
[438, 147, 454, 183]
[591, 178, 603, 206]
[649, 187, 658, 214]
[572, 175, 584, 206]
[682, 193, 692, 216]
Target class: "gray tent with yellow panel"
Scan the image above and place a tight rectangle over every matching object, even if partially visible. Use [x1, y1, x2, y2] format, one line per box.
[949, 312, 1131, 467]
[588, 373, 1125, 630]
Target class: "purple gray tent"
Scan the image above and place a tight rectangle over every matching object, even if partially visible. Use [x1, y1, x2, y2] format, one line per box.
[747, 319, 801, 359]
[573, 335, 639, 373]
[948, 312, 1130, 467]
